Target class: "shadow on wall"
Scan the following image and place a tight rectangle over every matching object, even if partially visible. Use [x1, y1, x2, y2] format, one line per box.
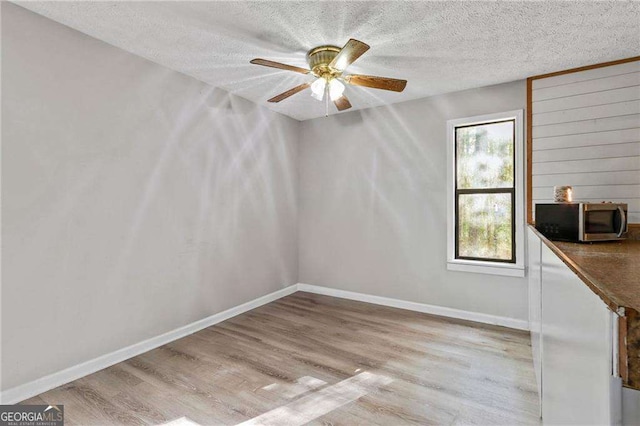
[304, 90, 445, 239]
[298, 81, 529, 318]
[332, 109, 365, 127]
[100, 85, 297, 306]
[205, 87, 236, 112]
[299, 99, 447, 298]
[2, 3, 299, 391]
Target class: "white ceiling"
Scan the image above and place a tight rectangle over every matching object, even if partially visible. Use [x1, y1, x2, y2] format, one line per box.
[16, 1, 640, 121]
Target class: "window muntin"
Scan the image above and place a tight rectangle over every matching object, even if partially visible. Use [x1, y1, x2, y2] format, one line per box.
[454, 119, 515, 263]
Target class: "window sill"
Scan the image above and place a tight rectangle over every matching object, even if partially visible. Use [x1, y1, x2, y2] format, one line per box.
[447, 260, 525, 277]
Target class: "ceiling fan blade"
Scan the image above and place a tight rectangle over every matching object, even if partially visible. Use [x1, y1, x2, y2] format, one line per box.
[329, 39, 370, 71]
[333, 95, 352, 111]
[250, 58, 311, 75]
[267, 82, 311, 103]
[344, 74, 407, 92]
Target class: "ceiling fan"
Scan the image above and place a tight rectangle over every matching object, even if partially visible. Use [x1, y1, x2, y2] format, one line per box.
[250, 39, 407, 112]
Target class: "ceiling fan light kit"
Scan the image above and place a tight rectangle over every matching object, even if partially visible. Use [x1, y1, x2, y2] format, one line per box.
[250, 38, 407, 113]
[310, 78, 326, 100]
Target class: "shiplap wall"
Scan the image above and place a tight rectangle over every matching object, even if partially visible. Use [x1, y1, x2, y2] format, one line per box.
[531, 60, 640, 223]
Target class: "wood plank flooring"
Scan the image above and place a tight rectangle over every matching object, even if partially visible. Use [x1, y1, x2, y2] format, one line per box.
[22, 292, 540, 425]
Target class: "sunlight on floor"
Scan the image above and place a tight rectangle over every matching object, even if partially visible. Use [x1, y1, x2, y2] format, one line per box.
[161, 416, 202, 426]
[159, 372, 390, 426]
[261, 376, 327, 399]
[239, 371, 393, 426]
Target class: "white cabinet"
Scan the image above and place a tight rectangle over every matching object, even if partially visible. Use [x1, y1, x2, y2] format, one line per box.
[528, 227, 542, 412]
[541, 242, 619, 424]
[528, 230, 622, 425]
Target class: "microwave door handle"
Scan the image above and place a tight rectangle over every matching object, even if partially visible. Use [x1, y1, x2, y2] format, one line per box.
[617, 206, 627, 237]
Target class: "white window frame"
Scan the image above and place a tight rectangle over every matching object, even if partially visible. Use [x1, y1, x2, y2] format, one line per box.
[446, 109, 525, 277]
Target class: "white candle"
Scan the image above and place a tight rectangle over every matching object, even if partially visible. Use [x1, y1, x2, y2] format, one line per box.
[554, 186, 573, 203]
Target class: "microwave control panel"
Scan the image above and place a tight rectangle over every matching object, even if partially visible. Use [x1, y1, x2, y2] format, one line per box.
[535, 203, 580, 242]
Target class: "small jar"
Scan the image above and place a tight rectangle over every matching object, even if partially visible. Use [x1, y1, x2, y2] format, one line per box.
[554, 185, 573, 203]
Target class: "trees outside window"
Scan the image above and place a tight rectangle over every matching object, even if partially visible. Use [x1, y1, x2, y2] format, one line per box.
[455, 120, 515, 262]
[446, 110, 524, 277]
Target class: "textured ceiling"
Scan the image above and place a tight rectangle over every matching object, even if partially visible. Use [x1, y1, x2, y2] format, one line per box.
[15, 1, 640, 121]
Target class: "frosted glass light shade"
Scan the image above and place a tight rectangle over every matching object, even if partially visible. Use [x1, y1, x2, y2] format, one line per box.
[310, 78, 326, 101]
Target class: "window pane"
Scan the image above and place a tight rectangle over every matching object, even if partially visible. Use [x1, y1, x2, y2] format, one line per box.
[458, 193, 512, 260]
[456, 121, 514, 189]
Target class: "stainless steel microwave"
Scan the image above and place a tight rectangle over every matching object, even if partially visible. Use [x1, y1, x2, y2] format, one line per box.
[535, 203, 628, 242]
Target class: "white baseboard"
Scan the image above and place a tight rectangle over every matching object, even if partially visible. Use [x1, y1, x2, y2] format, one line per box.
[0, 284, 298, 405]
[2, 282, 527, 404]
[297, 283, 529, 331]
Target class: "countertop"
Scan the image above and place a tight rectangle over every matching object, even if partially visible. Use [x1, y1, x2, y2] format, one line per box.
[529, 225, 640, 313]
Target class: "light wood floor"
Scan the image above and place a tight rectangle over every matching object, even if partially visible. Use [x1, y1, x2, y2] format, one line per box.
[23, 292, 540, 425]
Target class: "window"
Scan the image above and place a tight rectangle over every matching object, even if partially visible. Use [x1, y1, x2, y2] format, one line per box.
[447, 110, 524, 277]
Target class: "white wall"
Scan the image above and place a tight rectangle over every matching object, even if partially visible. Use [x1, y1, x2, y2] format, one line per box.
[531, 61, 640, 222]
[1, 3, 298, 391]
[299, 81, 529, 320]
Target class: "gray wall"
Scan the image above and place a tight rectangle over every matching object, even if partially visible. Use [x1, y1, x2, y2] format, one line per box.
[2, 2, 532, 393]
[2, 3, 298, 391]
[299, 80, 528, 320]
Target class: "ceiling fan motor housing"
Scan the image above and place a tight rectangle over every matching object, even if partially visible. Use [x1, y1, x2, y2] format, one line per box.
[307, 45, 341, 77]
